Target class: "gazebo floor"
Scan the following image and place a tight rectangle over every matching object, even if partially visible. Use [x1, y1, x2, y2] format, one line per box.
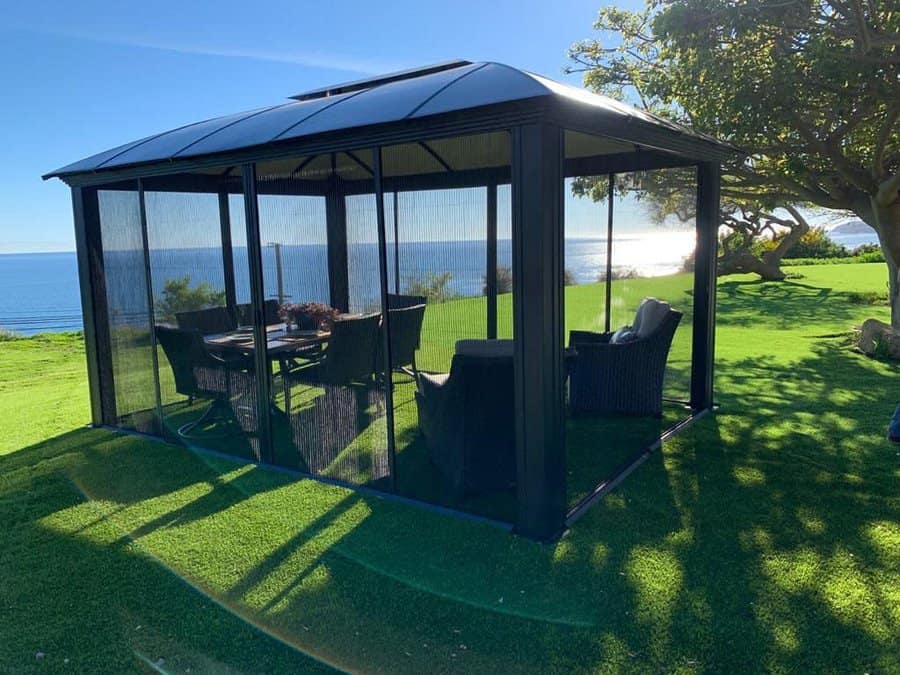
[154, 376, 692, 525]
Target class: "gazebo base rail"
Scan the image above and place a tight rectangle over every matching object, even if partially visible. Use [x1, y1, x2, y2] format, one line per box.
[564, 408, 712, 529]
[89, 396, 712, 542]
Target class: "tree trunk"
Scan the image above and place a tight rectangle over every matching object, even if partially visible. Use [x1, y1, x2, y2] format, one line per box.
[718, 250, 786, 280]
[868, 174, 900, 329]
[878, 243, 900, 330]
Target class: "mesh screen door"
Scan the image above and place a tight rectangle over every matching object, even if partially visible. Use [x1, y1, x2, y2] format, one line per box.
[145, 171, 264, 460]
[97, 183, 158, 434]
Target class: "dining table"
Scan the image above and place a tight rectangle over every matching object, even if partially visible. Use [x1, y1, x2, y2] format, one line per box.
[204, 323, 331, 360]
[204, 324, 332, 411]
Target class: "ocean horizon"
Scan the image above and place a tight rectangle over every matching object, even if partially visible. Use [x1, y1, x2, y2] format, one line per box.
[0, 229, 880, 335]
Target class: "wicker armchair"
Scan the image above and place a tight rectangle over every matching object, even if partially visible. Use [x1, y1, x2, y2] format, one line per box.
[415, 342, 516, 497]
[568, 308, 682, 417]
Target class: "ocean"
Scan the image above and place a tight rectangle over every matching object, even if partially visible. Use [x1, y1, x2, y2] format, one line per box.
[0, 229, 880, 335]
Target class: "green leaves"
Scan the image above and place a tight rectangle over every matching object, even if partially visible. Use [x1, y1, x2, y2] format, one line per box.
[570, 0, 899, 200]
[155, 275, 226, 322]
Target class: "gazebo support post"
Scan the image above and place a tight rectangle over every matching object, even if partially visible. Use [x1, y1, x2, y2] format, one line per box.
[511, 123, 567, 541]
[71, 186, 116, 426]
[242, 163, 274, 462]
[325, 176, 350, 313]
[138, 180, 164, 433]
[373, 148, 398, 490]
[690, 161, 721, 410]
[218, 190, 238, 315]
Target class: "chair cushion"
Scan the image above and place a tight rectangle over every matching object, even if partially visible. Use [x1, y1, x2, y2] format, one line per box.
[454, 339, 514, 357]
[419, 372, 450, 388]
[610, 326, 638, 344]
[634, 298, 672, 338]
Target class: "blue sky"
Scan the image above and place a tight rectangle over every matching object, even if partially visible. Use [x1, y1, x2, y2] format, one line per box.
[0, 0, 648, 253]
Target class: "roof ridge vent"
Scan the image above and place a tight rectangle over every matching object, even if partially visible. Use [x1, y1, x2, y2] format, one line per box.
[289, 59, 473, 101]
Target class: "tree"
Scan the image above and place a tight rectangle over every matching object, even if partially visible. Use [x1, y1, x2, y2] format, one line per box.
[405, 272, 455, 303]
[155, 275, 226, 322]
[569, 1, 900, 324]
[718, 203, 811, 279]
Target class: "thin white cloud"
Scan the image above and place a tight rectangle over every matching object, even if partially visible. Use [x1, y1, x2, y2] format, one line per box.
[19, 25, 408, 75]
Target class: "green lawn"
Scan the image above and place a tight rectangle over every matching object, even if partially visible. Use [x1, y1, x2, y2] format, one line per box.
[1, 262, 898, 673]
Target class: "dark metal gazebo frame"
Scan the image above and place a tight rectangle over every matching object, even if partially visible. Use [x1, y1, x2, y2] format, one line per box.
[46, 60, 732, 540]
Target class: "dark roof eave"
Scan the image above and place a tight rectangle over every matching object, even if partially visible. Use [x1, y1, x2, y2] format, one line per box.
[45, 96, 742, 187]
[547, 97, 742, 163]
[45, 98, 552, 186]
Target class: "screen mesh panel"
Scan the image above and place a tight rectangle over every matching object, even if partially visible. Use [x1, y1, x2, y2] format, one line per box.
[379, 132, 515, 522]
[608, 167, 697, 402]
[97, 185, 157, 433]
[257, 195, 329, 306]
[345, 193, 382, 314]
[563, 131, 697, 508]
[496, 183, 513, 339]
[255, 157, 389, 484]
[228, 193, 252, 306]
[378, 184, 488, 371]
[145, 176, 263, 460]
[636, 167, 697, 402]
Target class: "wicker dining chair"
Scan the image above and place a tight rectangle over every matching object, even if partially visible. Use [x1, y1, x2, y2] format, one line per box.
[175, 306, 235, 335]
[155, 325, 253, 437]
[234, 299, 280, 326]
[387, 293, 427, 310]
[376, 303, 426, 378]
[281, 313, 382, 412]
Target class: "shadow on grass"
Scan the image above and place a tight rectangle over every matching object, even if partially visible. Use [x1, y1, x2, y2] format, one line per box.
[2, 337, 898, 673]
[0, 429, 338, 673]
[716, 278, 865, 329]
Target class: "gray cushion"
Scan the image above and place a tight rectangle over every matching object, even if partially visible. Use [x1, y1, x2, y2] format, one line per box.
[634, 298, 672, 338]
[420, 372, 450, 387]
[455, 339, 514, 358]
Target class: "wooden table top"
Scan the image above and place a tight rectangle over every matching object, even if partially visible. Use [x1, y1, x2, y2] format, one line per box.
[205, 324, 330, 356]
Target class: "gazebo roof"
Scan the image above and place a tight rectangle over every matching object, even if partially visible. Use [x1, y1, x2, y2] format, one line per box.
[45, 60, 736, 181]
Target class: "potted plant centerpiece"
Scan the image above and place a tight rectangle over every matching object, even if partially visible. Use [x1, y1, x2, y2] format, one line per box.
[279, 302, 339, 332]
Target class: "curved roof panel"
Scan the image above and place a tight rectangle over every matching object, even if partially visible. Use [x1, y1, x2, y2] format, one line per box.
[102, 105, 281, 168]
[173, 92, 360, 158]
[274, 62, 487, 142]
[409, 62, 547, 119]
[45, 60, 736, 180]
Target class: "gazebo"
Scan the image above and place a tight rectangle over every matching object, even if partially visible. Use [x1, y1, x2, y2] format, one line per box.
[46, 60, 733, 540]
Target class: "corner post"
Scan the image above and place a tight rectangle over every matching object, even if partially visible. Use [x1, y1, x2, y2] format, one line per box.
[72, 186, 116, 426]
[691, 161, 721, 410]
[511, 123, 566, 541]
